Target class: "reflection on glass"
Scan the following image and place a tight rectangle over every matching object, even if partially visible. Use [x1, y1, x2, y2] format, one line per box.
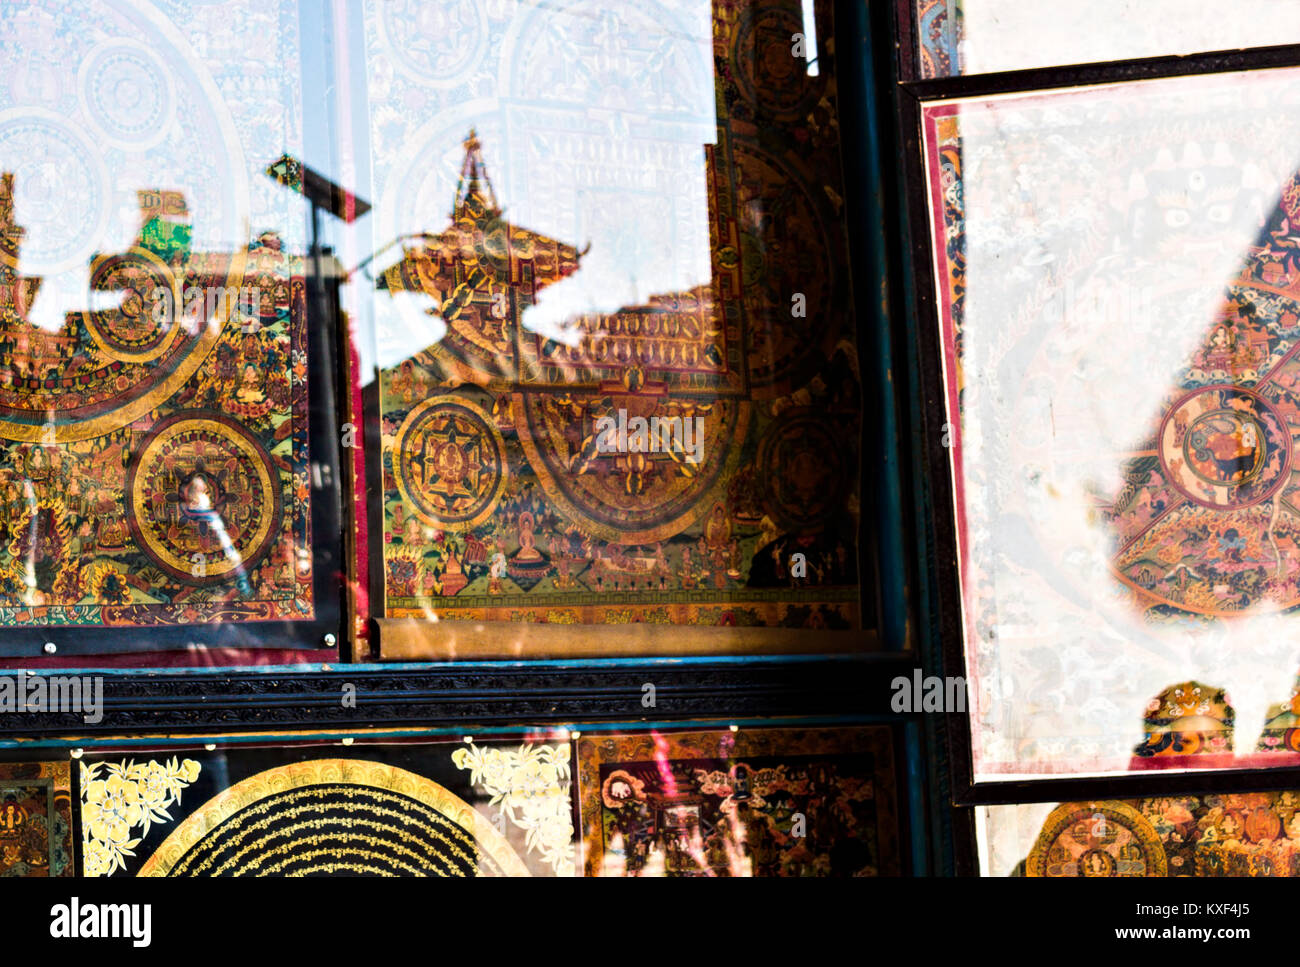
[924, 68, 1300, 778]
[0, 0, 317, 651]
[0, 0, 863, 651]
[578, 727, 898, 877]
[359, 0, 863, 633]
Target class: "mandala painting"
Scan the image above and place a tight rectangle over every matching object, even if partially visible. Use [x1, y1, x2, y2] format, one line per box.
[0, 760, 73, 877]
[923, 68, 1300, 777]
[576, 726, 898, 876]
[81, 739, 575, 877]
[1099, 168, 1300, 621]
[987, 791, 1300, 877]
[0, 180, 311, 634]
[362, 0, 862, 635]
[0, 1, 316, 648]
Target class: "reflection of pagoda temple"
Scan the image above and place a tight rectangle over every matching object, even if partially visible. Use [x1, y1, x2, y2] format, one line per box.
[372, 131, 737, 396]
[375, 130, 586, 358]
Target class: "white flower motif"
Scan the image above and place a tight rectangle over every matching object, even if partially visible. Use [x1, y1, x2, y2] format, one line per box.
[454, 742, 573, 876]
[79, 758, 200, 877]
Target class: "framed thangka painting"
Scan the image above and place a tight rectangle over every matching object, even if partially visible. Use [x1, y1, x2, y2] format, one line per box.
[576, 726, 900, 876]
[921, 66, 1300, 779]
[0, 0, 343, 658]
[907, 0, 1300, 79]
[355, 0, 867, 656]
[79, 736, 575, 877]
[0, 760, 73, 877]
[979, 789, 1300, 877]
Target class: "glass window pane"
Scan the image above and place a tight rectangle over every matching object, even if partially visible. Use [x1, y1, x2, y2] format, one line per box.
[924, 67, 1300, 779]
[0, 1, 337, 659]
[347, 0, 867, 655]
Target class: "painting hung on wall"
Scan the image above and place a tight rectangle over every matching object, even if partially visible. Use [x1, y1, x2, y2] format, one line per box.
[982, 790, 1300, 877]
[913, 0, 962, 78]
[0, 760, 74, 877]
[910, 0, 1300, 79]
[0, 1, 338, 656]
[357, 0, 864, 641]
[576, 726, 899, 876]
[79, 737, 575, 877]
[923, 66, 1300, 779]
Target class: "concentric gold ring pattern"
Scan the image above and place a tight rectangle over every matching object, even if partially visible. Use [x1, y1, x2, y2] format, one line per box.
[137, 759, 529, 877]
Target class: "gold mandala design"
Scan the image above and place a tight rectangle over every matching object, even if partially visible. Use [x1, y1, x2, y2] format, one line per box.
[125, 411, 280, 584]
[393, 396, 508, 531]
[1027, 801, 1168, 877]
[137, 758, 529, 877]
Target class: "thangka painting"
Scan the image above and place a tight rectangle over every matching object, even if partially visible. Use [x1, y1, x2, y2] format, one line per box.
[80, 737, 575, 877]
[923, 68, 1300, 778]
[361, 0, 863, 631]
[914, 1, 1300, 78]
[983, 792, 1300, 877]
[576, 726, 898, 876]
[914, 0, 962, 78]
[0, 2, 319, 649]
[0, 760, 74, 877]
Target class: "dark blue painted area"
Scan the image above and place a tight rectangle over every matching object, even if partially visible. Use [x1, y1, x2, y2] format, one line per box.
[8, 653, 882, 676]
[0, 713, 888, 750]
[836, 0, 937, 874]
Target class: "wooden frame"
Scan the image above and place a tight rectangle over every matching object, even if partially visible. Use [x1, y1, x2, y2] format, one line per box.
[376, 620, 877, 660]
[0, 656, 910, 740]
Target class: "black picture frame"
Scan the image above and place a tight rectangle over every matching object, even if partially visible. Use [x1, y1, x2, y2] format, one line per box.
[0, 253, 346, 662]
[889, 0, 1300, 809]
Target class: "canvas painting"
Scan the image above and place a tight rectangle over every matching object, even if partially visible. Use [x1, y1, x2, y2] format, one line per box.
[0, 1, 319, 649]
[924, 67, 1300, 778]
[359, 0, 864, 635]
[80, 737, 575, 877]
[0, 760, 73, 877]
[983, 791, 1300, 877]
[577, 726, 898, 876]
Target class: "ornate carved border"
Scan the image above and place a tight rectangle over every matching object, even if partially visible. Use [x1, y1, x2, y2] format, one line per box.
[0, 656, 905, 738]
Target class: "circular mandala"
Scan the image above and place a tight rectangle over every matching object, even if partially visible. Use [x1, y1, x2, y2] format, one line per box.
[504, 0, 709, 113]
[1027, 802, 1167, 877]
[1159, 385, 1290, 509]
[77, 40, 175, 150]
[82, 247, 182, 363]
[0, 109, 110, 274]
[757, 409, 848, 532]
[512, 392, 749, 543]
[732, 5, 818, 121]
[378, 0, 488, 87]
[0, 241, 234, 443]
[394, 396, 508, 531]
[138, 760, 528, 877]
[0, 0, 249, 445]
[126, 412, 281, 585]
